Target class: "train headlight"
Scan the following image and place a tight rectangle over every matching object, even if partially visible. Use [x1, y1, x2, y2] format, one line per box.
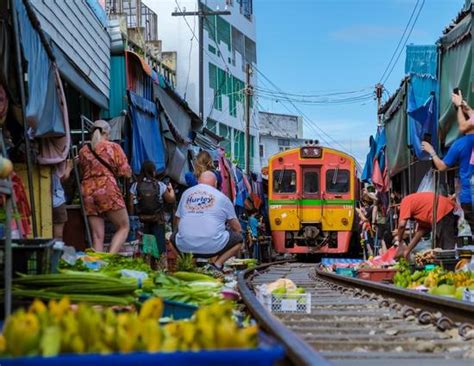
[341, 218, 349, 226]
[275, 218, 282, 225]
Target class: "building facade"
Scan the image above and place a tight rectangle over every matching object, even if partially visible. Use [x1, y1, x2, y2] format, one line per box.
[259, 111, 305, 168]
[147, 0, 259, 171]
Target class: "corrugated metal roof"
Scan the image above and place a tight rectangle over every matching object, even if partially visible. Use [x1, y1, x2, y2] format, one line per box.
[30, 0, 110, 102]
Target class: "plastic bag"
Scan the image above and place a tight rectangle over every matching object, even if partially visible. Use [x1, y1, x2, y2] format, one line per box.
[417, 169, 435, 193]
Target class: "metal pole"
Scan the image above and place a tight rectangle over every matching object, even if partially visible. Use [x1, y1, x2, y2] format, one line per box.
[245, 63, 252, 175]
[4, 196, 12, 317]
[11, 0, 38, 237]
[432, 170, 440, 249]
[198, 1, 204, 122]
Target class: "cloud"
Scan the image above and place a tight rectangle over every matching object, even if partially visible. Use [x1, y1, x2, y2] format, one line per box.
[329, 25, 427, 42]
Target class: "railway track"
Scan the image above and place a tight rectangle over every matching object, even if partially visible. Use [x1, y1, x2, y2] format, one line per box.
[238, 262, 474, 366]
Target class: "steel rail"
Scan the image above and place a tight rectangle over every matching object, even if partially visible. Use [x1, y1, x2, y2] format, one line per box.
[316, 268, 474, 324]
[238, 261, 331, 366]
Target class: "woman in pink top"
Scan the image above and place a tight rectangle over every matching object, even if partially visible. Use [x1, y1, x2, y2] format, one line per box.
[79, 120, 132, 253]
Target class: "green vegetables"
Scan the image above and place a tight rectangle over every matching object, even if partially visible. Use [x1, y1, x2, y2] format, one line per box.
[11, 272, 138, 306]
[148, 272, 223, 306]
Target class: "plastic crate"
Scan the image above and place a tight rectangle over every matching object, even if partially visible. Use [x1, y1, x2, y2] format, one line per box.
[257, 289, 311, 314]
[0, 346, 285, 366]
[138, 295, 198, 320]
[335, 267, 356, 277]
[0, 239, 54, 279]
[357, 268, 397, 282]
[163, 300, 198, 319]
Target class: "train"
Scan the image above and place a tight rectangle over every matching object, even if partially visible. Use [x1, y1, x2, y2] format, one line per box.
[268, 141, 361, 256]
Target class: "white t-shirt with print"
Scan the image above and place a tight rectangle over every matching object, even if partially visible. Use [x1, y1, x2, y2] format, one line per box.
[175, 183, 237, 254]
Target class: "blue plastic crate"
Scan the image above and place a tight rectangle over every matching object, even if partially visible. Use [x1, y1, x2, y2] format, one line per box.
[162, 300, 198, 319]
[335, 267, 356, 277]
[138, 294, 198, 320]
[0, 341, 284, 366]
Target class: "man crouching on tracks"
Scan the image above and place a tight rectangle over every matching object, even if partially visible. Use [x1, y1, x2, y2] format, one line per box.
[170, 171, 244, 273]
[394, 191, 457, 259]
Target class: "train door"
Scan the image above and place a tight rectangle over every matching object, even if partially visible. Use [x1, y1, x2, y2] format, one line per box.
[300, 166, 322, 223]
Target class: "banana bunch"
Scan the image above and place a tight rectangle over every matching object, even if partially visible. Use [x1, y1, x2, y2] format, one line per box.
[0, 298, 258, 358]
[161, 301, 259, 352]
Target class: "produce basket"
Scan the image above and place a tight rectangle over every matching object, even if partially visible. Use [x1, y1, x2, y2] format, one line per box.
[257, 289, 311, 314]
[162, 300, 198, 319]
[137, 295, 198, 320]
[0, 337, 285, 366]
[0, 239, 54, 279]
[357, 268, 397, 282]
[335, 267, 356, 277]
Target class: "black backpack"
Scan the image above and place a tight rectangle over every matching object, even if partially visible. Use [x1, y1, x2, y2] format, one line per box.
[136, 180, 163, 215]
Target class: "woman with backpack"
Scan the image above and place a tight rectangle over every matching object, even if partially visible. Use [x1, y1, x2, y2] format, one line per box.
[79, 120, 132, 254]
[130, 160, 176, 254]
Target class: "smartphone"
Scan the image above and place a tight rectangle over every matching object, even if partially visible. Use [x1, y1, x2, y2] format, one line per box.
[162, 177, 171, 185]
[423, 133, 432, 144]
[453, 87, 460, 95]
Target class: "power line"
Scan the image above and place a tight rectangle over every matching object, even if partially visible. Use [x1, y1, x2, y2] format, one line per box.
[253, 65, 353, 153]
[380, 0, 426, 84]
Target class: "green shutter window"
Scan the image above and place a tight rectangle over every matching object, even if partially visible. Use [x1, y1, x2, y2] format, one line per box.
[219, 124, 231, 154]
[206, 118, 217, 133]
[216, 16, 231, 51]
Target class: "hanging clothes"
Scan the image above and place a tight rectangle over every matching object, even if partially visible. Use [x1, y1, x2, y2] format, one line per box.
[11, 172, 31, 237]
[36, 67, 70, 167]
[408, 92, 438, 160]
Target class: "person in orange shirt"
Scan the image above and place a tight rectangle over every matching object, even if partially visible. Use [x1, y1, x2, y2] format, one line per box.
[394, 191, 457, 259]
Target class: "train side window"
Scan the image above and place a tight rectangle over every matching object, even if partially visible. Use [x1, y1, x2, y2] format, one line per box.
[326, 169, 350, 193]
[304, 172, 319, 193]
[273, 170, 296, 193]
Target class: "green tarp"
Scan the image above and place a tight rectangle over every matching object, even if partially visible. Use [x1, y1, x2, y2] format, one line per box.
[102, 55, 127, 119]
[384, 80, 410, 176]
[438, 7, 473, 147]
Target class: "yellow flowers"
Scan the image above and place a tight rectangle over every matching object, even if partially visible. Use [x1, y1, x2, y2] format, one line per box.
[0, 297, 259, 358]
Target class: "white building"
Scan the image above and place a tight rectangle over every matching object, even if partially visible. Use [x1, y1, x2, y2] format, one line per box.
[259, 111, 305, 167]
[147, 0, 258, 171]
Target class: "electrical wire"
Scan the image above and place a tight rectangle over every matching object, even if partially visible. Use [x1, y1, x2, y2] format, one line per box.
[380, 0, 426, 85]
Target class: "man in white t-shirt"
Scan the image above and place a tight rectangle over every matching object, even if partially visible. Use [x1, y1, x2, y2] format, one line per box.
[170, 171, 243, 271]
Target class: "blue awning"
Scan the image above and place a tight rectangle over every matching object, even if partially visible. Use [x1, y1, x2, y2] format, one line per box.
[128, 91, 165, 174]
[16, 0, 65, 137]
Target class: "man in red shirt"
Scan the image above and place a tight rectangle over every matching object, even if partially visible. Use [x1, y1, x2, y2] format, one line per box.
[394, 192, 457, 259]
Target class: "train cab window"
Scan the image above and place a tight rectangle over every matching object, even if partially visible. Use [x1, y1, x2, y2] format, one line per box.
[303, 172, 319, 194]
[273, 170, 296, 193]
[326, 169, 350, 193]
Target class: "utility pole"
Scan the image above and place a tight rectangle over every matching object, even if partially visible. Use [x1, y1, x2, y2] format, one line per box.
[245, 63, 253, 176]
[172, 3, 230, 121]
[375, 83, 383, 126]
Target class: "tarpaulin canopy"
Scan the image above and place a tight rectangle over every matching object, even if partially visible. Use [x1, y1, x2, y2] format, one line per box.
[103, 55, 127, 119]
[438, 4, 472, 147]
[405, 44, 439, 160]
[153, 82, 203, 140]
[361, 135, 376, 183]
[383, 80, 410, 176]
[128, 91, 165, 174]
[16, 0, 65, 137]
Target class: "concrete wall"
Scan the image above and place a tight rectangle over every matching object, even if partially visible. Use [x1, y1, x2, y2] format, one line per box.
[259, 111, 303, 139]
[259, 135, 305, 168]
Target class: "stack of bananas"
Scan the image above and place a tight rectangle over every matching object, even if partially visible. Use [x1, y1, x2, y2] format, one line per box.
[0, 298, 258, 358]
